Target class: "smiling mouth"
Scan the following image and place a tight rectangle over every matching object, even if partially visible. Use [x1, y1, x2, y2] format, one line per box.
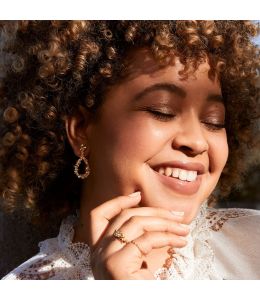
[150, 167, 203, 196]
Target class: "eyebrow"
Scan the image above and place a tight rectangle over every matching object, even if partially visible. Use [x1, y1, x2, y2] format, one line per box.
[132, 82, 224, 103]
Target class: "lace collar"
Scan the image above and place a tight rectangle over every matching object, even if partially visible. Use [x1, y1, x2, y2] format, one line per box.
[50, 201, 221, 279]
[56, 212, 92, 270]
[154, 201, 222, 279]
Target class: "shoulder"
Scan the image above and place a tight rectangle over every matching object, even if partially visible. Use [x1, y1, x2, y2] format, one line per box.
[206, 207, 260, 232]
[1, 235, 62, 280]
[206, 207, 260, 279]
[2, 251, 56, 280]
[2, 212, 93, 280]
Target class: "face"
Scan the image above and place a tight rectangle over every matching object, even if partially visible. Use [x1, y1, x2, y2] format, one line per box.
[83, 48, 228, 223]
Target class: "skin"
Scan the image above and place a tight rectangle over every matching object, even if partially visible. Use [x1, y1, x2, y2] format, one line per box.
[65, 47, 229, 279]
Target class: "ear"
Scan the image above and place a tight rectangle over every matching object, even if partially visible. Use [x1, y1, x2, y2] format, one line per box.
[65, 105, 93, 157]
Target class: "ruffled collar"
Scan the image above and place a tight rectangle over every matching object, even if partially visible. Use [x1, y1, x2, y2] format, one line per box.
[52, 201, 221, 279]
[57, 212, 92, 271]
[154, 201, 222, 279]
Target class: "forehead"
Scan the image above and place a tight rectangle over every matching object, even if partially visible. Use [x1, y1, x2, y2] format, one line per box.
[117, 47, 221, 94]
[121, 47, 169, 80]
[101, 47, 223, 114]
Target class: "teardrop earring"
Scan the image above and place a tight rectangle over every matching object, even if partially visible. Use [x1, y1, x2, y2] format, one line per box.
[74, 143, 91, 179]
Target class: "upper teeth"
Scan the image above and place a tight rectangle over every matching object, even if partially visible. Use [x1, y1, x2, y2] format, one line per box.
[158, 167, 198, 182]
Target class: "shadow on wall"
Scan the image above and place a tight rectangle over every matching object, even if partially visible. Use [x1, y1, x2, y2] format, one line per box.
[0, 165, 259, 278]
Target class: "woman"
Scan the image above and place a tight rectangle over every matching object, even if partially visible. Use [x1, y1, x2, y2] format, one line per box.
[0, 20, 259, 280]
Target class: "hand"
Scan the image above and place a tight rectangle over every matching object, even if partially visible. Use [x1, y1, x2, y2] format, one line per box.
[89, 192, 189, 279]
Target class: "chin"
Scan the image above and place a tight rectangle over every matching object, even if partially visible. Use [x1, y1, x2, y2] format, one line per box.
[135, 163, 219, 219]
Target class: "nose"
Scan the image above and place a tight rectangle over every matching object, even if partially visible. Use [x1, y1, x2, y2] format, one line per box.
[172, 115, 209, 157]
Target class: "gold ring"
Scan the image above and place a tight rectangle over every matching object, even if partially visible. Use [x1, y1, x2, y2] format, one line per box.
[113, 229, 129, 244]
[130, 240, 145, 256]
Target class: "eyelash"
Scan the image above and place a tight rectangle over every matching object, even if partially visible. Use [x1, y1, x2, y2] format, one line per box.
[203, 122, 226, 131]
[147, 109, 174, 121]
[146, 109, 225, 131]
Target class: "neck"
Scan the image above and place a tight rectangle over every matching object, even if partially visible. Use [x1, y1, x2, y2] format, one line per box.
[72, 179, 100, 245]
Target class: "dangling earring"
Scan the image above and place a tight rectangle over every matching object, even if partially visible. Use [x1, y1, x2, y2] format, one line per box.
[74, 143, 90, 179]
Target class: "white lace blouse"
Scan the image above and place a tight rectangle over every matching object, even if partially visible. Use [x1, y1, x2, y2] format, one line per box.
[2, 202, 260, 280]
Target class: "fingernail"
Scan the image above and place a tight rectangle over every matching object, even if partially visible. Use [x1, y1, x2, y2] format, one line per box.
[170, 211, 184, 216]
[179, 236, 187, 242]
[128, 191, 141, 198]
[179, 223, 190, 230]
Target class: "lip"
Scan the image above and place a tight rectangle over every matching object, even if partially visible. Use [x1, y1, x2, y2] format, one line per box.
[152, 160, 206, 175]
[151, 168, 203, 195]
[150, 160, 205, 196]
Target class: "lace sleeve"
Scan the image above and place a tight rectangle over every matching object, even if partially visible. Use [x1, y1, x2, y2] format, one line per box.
[2, 213, 94, 280]
[1, 234, 66, 280]
[207, 207, 260, 279]
[206, 207, 248, 231]
[2, 252, 56, 280]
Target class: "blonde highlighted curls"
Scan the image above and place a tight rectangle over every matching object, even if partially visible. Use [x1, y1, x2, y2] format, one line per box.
[0, 21, 259, 227]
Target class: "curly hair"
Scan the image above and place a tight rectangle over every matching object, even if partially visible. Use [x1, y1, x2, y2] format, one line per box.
[0, 21, 259, 228]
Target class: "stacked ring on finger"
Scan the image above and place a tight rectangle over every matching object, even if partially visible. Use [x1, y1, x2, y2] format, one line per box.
[113, 229, 129, 244]
[130, 240, 146, 256]
[113, 229, 145, 257]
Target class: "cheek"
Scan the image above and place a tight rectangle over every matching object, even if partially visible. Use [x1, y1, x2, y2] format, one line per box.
[89, 116, 169, 191]
[98, 116, 168, 162]
[208, 131, 229, 173]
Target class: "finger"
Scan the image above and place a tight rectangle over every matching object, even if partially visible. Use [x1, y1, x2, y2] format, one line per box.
[103, 248, 155, 280]
[92, 192, 142, 221]
[103, 216, 189, 258]
[108, 232, 187, 277]
[89, 192, 142, 246]
[131, 231, 187, 256]
[105, 206, 185, 237]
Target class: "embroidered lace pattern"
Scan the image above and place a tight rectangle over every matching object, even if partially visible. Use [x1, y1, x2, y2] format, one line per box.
[3, 204, 256, 280]
[4, 213, 94, 280]
[16, 259, 56, 280]
[154, 201, 222, 280]
[206, 208, 247, 231]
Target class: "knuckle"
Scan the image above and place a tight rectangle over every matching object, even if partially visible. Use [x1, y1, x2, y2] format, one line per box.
[143, 231, 152, 239]
[129, 215, 141, 223]
[120, 208, 131, 219]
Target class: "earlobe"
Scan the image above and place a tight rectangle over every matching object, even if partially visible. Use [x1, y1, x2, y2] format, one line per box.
[65, 105, 92, 157]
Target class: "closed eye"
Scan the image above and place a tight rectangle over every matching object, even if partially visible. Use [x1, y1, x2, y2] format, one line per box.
[143, 108, 225, 130]
[146, 109, 175, 121]
[203, 122, 225, 131]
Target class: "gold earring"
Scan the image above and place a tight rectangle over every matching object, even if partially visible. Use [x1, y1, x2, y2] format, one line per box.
[74, 144, 90, 179]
